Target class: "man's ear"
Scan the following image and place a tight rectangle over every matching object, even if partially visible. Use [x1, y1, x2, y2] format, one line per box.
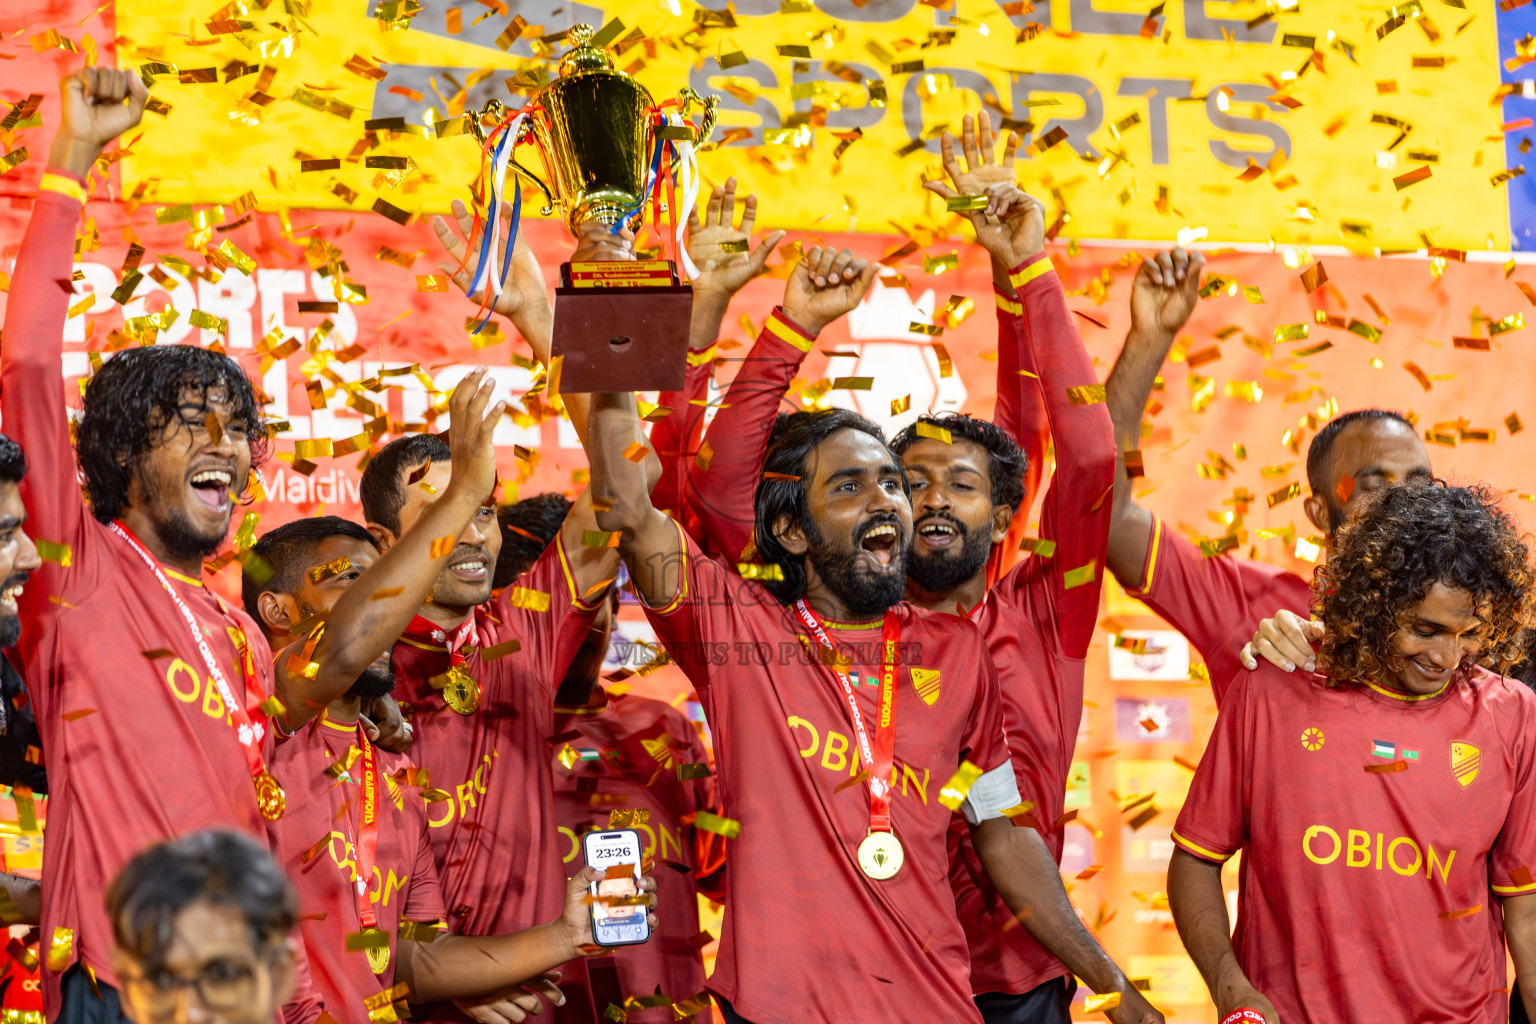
[1302, 493, 1329, 535]
[774, 513, 809, 556]
[990, 504, 1015, 545]
[256, 591, 298, 639]
[367, 522, 397, 553]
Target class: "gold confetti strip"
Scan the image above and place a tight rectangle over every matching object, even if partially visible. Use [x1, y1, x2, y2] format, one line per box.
[831, 377, 874, 390]
[738, 563, 783, 581]
[945, 194, 989, 212]
[45, 928, 73, 972]
[1063, 563, 1096, 589]
[1019, 537, 1057, 557]
[938, 760, 983, 811]
[694, 810, 741, 838]
[1199, 536, 1239, 557]
[622, 441, 650, 462]
[508, 587, 551, 612]
[1300, 262, 1328, 292]
[428, 536, 454, 558]
[891, 395, 911, 415]
[37, 540, 71, 567]
[1403, 361, 1434, 391]
[1084, 993, 1122, 1014]
[915, 422, 952, 444]
[1507, 412, 1524, 434]
[582, 530, 621, 548]
[307, 556, 351, 583]
[397, 920, 442, 944]
[676, 762, 713, 780]
[1067, 384, 1107, 405]
[1268, 482, 1301, 507]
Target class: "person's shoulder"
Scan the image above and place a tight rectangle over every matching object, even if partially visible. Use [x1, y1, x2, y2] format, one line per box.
[1463, 665, 1536, 710]
[899, 601, 989, 652]
[1228, 660, 1328, 707]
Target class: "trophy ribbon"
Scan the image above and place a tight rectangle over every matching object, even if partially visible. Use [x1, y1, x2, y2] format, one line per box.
[465, 108, 529, 333]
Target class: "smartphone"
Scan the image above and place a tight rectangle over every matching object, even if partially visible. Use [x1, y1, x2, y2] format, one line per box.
[582, 828, 650, 947]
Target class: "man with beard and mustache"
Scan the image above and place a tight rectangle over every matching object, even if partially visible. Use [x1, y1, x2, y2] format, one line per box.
[2, 66, 433, 1021]
[245, 517, 651, 1023]
[582, 385, 1162, 1023]
[0, 435, 46, 797]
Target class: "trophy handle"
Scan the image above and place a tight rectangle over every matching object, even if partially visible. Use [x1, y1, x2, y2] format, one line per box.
[509, 118, 558, 217]
[675, 87, 721, 147]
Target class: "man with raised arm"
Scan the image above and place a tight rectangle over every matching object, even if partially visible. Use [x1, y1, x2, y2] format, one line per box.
[1103, 252, 1433, 701]
[580, 289, 1161, 1021]
[2, 67, 437, 1021]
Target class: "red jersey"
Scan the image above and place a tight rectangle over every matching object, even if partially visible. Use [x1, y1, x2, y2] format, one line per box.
[650, 346, 713, 533]
[1173, 665, 1536, 1023]
[389, 536, 601, 942]
[950, 254, 1114, 996]
[1, 172, 320, 1021]
[273, 718, 445, 1023]
[685, 309, 814, 561]
[549, 688, 717, 1023]
[643, 525, 1018, 1024]
[1129, 516, 1312, 703]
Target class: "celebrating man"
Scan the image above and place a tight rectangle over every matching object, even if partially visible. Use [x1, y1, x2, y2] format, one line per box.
[1169, 482, 1536, 1022]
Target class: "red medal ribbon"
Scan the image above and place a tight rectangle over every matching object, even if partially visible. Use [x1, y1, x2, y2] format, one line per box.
[792, 600, 900, 833]
[400, 614, 477, 667]
[110, 520, 273, 788]
[352, 726, 382, 929]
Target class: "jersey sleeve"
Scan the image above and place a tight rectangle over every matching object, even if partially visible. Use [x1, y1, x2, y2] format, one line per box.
[955, 633, 1021, 824]
[686, 309, 814, 562]
[489, 533, 603, 701]
[1, 171, 102, 608]
[650, 347, 714, 523]
[637, 521, 756, 695]
[1491, 689, 1536, 896]
[680, 711, 727, 901]
[998, 255, 1115, 661]
[992, 284, 1047, 537]
[1170, 673, 1254, 863]
[1130, 516, 1304, 703]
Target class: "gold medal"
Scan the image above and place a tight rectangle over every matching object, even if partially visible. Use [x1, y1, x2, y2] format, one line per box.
[442, 667, 481, 715]
[253, 771, 286, 821]
[856, 831, 904, 880]
[363, 930, 391, 975]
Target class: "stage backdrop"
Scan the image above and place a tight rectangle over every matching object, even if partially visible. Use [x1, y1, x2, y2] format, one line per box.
[8, 2, 1536, 1021]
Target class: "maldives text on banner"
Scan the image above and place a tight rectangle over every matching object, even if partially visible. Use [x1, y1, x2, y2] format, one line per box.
[99, 0, 1512, 250]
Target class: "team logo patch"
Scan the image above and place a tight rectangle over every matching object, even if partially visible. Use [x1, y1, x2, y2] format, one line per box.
[910, 667, 941, 706]
[1451, 742, 1480, 788]
[1301, 727, 1325, 751]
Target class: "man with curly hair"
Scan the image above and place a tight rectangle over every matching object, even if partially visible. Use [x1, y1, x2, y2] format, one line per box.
[1167, 482, 1536, 1023]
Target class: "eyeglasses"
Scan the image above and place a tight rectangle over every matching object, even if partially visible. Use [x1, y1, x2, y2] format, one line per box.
[121, 954, 271, 1017]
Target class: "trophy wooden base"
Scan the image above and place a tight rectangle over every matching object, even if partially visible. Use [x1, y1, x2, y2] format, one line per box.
[551, 261, 693, 392]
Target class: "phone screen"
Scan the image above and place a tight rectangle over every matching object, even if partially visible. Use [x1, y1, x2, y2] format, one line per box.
[584, 830, 650, 947]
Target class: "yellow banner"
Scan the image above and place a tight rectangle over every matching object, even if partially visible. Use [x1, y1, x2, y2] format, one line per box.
[115, 0, 1509, 249]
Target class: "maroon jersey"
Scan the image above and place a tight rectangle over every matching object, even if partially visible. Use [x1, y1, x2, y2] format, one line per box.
[1, 171, 321, 1021]
[949, 253, 1114, 996]
[274, 719, 445, 1022]
[642, 525, 1019, 1023]
[1174, 665, 1536, 1023]
[389, 536, 602, 945]
[549, 689, 716, 1022]
[1129, 515, 1312, 703]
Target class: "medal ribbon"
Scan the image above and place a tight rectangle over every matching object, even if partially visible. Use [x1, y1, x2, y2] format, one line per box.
[109, 521, 273, 787]
[792, 600, 900, 833]
[352, 726, 382, 929]
[400, 614, 477, 667]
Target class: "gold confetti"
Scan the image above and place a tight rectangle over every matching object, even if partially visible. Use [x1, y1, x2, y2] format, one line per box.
[37, 540, 71, 567]
[1268, 482, 1301, 507]
[622, 441, 650, 462]
[307, 556, 351, 583]
[508, 587, 551, 612]
[945, 195, 989, 212]
[1403, 361, 1433, 391]
[1274, 323, 1309, 342]
[1067, 384, 1107, 405]
[1063, 563, 1096, 589]
[1019, 537, 1057, 557]
[46, 928, 73, 972]
[738, 563, 784, 580]
[1507, 412, 1524, 434]
[677, 762, 713, 780]
[1199, 536, 1239, 557]
[398, 920, 442, 944]
[1084, 993, 1122, 1014]
[694, 811, 741, 838]
[582, 530, 621, 548]
[481, 639, 522, 660]
[891, 395, 911, 415]
[938, 761, 983, 811]
[923, 252, 959, 275]
[830, 377, 874, 390]
[1300, 262, 1328, 292]
[429, 536, 454, 559]
[1393, 165, 1433, 190]
[915, 422, 952, 444]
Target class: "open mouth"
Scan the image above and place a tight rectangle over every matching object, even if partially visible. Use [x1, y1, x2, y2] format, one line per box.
[189, 468, 234, 512]
[915, 516, 963, 551]
[448, 551, 488, 582]
[858, 522, 901, 574]
[1407, 658, 1450, 683]
[0, 578, 24, 613]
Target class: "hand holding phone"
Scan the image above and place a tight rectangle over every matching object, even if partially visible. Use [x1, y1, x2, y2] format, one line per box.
[579, 829, 655, 948]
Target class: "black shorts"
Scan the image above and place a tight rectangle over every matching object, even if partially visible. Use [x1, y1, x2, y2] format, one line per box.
[57, 964, 128, 1024]
[975, 975, 1078, 1024]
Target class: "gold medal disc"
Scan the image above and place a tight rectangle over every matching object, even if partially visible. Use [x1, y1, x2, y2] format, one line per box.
[363, 930, 391, 975]
[253, 771, 286, 821]
[443, 668, 481, 716]
[856, 831, 904, 880]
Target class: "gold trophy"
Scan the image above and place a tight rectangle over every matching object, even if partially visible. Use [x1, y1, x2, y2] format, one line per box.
[474, 24, 719, 392]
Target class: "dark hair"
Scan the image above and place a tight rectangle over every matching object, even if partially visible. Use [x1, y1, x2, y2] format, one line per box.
[754, 408, 903, 605]
[106, 829, 297, 970]
[76, 346, 268, 523]
[1305, 409, 1415, 498]
[241, 516, 378, 624]
[359, 434, 451, 536]
[0, 435, 27, 487]
[494, 493, 572, 589]
[890, 412, 1027, 512]
[1313, 483, 1534, 687]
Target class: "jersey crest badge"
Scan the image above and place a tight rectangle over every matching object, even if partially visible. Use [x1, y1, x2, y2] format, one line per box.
[1451, 742, 1480, 788]
[910, 667, 941, 706]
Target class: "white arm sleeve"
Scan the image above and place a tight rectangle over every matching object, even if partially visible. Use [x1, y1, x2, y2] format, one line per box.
[961, 762, 1023, 825]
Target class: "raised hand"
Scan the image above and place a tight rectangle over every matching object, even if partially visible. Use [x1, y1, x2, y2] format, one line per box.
[433, 198, 552, 328]
[688, 177, 786, 302]
[781, 246, 877, 337]
[50, 67, 148, 177]
[444, 367, 506, 506]
[570, 220, 637, 264]
[922, 113, 1045, 269]
[1129, 248, 1205, 338]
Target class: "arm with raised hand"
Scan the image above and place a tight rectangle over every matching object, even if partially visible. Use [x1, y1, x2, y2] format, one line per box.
[272, 371, 505, 730]
[588, 389, 684, 610]
[652, 179, 785, 520]
[687, 246, 876, 561]
[3, 69, 145, 564]
[1103, 249, 1204, 587]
